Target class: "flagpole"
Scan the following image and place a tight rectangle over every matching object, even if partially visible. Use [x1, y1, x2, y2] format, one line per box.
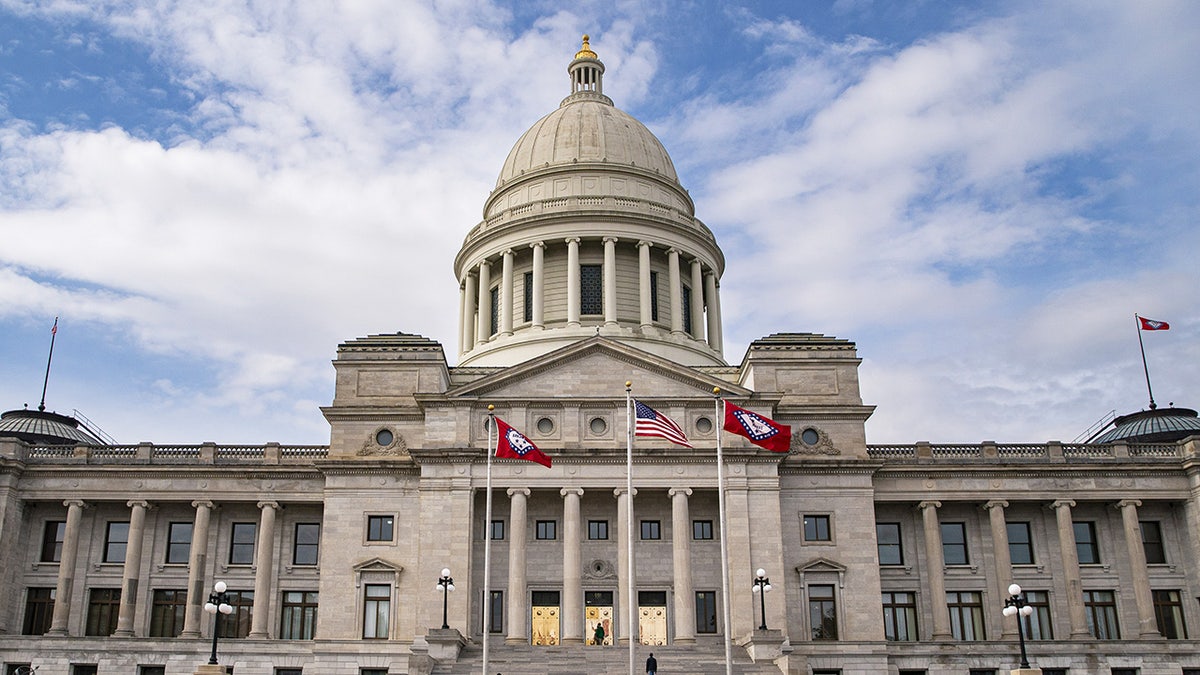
[1134, 314, 1157, 410]
[713, 388, 733, 675]
[38, 317, 58, 412]
[482, 405, 496, 675]
[625, 381, 635, 675]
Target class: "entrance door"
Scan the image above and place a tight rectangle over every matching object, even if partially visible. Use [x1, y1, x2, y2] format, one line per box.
[585, 591, 614, 645]
[530, 591, 560, 645]
[638, 591, 668, 645]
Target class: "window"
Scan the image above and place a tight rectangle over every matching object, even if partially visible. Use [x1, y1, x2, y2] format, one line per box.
[280, 590, 319, 639]
[695, 591, 717, 633]
[968, 670, 997, 675]
[489, 286, 499, 336]
[6, 665, 33, 675]
[22, 587, 55, 635]
[218, 590, 254, 638]
[104, 521, 130, 563]
[166, 522, 192, 564]
[1083, 590, 1119, 639]
[523, 272, 533, 323]
[580, 264, 602, 315]
[693, 520, 713, 540]
[650, 271, 659, 321]
[274, 670, 302, 675]
[40, 520, 65, 562]
[681, 286, 692, 334]
[489, 519, 505, 540]
[138, 667, 166, 675]
[1022, 590, 1053, 640]
[941, 522, 969, 565]
[640, 520, 661, 540]
[1110, 670, 1139, 675]
[293, 523, 320, 566]
[487, 590, 504, 633]
[947, 591, 984, 640]
[1074, 521, 1100, 564]
[1152, 589, 1186, 638]
[1141, 521, 1165, 564]
[809, 585, 838, 640]
[804, 515, 831, 541]
[881, 591, 917, 641]
[230, 522, 257, 564]
[71, 666, 98, 675]
[366, 515, 394, 542]
[149, 589, 187, 637]
[363, 584, 390, 638]
[1007, 521, 1034, 565]
[876, 523, 903, 565]
[1041, 670, 1069, 675]
[361, 670, 389, 675]
[85, 587, 121, 636]
[588, 520, 608, 540]
[536, 520, 557, 540]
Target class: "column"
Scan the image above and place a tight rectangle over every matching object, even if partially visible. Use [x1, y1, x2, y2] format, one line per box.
[531, 242, 545, 329]
[704, 271, 721, 353]
[603, 237, 618, 326]
[47, 499, 86, 636]
[638, 241, 653, 329]
[475, 260, 492, 345]
[667, 249, 684, 334]
[561, 488, 585, 644]
[506, 488, 530, 644]
[983, 500, 1015, 638]
[566, 238, 581, 326]
[180, 500, 214, 637]
[918, 501, 952, 639]
[500, 249, 514, 335]
[615, 488, 636, 645]
[458, 282, 466, 354]
[689, 259, 705, 341]
[461, 273, 477, 352]
[670, 488, 695, 644]
[113, 500, 150, 636]
[1116, 499, 1159, 636]
[1051, 499, 1091, 637]
[248, 500, 278, 639]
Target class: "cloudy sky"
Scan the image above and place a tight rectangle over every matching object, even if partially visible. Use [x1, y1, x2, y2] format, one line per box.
[1, 0, 1196, 445]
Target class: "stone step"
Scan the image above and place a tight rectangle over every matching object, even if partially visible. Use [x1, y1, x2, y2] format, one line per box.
[432, 643, 782, 675]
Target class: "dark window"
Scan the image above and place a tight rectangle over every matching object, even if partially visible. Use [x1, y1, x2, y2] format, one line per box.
[804, 515, 831, 541]
[681, 285, 692, 333]
[695, 591, 717, 633]
[809, 585, 838, 640]
[489, 519, 505, 540]
[1152, 589, 1185, 638]
[40, 520, 65, 562]
[6, 665, 33, 675]
[293, 523, 320, 566]
[523, 272, 533, 323]
[1110, 670, 1138, 675]
[22, 587, 55, 635]
[487, 590, 504, 633]
[139, 667, 166, 675]
[536, 520, 556, 540]
[166, 522, 192, 564]
[1041, 670, 1069, 675]
[693, 520, 714, 540]
[149, 589, 187, 637]
[85, 587, 121, 636]
[489, 285, 499, 336]
[366, 515, 393, 542]
[1141, 521, 1165, 564]
[218, 590, 254, 638]
[876, 523, 903, 565]
[274, 670, 303, 675]
[650, 270, 659, 321]
[1023, 590, 1053, 640]
[940, 522, 968, 565]
[1007, 521, 1034, 565]
[1074, 521, 1100, 564]
[71, 667, 98, 675]
[882, 591, 917, 641]
[363, 585, 390, 638]
[361, 670, 389, 675]
[588, 520, 608, 540]
[1083, 590, 1119, 639]
[580, 264, 602, 315]
[947, 591, 984, 640]
[968, 670, 997, 675]
[640, 520, 661, 540]
[230, 522, 257, 564]
[898, 671, 928, 675]
[280, 590, 318, 640]
[104, 521, 130, 563]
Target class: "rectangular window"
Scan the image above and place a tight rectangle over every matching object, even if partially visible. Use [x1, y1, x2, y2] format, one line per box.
[1007, 521, 1034, 565]
[488, 590, 504, 633]
[1083, 590, 1119, 639]
[230, 522, 257, 564]
[6, 665, 33, 675]
[1110, 670, 1139, 675]
[947, 591, 985, 640]
[1041, 670, 1069, 675]
[280, 590, 319, 640]
[293, 523, 320, 566]
[941, 522, 969, 565]
[138, 667, 166, 675]
[650, 270, 659, 321]
[274, 670, 303, 675]
[804, 515, 832, 541]
[523, 272, 533, 323]
[361, 670, 389, 675]
[363, 584, 390, 639]
[580, 264, 602, 315]
[695, 591, 718, 634]
[876, 522, 903, 565]
[489, 285, 499, 336]
[640, 520, 661, 540]
[218, 590, 254, 638]
[1074, 521, 1100, 564]
[809, 585, 838, 640]
[1140, 521, 1165, 564]
[85, 587, 121, 636]
[588, 520, 609, 540]
[71, 667, 98, 675]
[681, 285, 692, 334]
[104, 521, 130, 563]
[366, 515, 394, 542]
[22, 587, 55, 635]
[490, 519, 505, 540]
[536, 520, 557, 540]
[881, 591, 917, 641]
[1022, 590, 1053, 640]
[40, 520, 65, 562]
[968, 670, 997, 675]
[693, 520, 713, 540]
[166, 522, 192, 564]
[149, 589, 187, 638]
[1152, 589, 1186, 638]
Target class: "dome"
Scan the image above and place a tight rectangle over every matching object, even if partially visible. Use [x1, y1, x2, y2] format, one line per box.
[1089, 407, 1200, 444]
[0, 408, 103, 445]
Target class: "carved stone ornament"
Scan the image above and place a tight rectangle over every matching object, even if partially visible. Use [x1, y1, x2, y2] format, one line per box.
[793, 427, 840, 455]
[358, 427, 408, 456]
[583, 558, 617, 580]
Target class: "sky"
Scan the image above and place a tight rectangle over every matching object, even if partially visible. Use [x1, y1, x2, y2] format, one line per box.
[1, 0, 1196, 445]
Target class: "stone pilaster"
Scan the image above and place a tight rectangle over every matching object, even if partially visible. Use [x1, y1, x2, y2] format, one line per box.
[500, 249, 514, 336]
[1115, 499, 1159, 636]
[181, 500, 214, 638]
[603, 237, 618, 326]
[530, 241, 545, 328]
[248, 500, 278, 639]
[114, 500, 151, 636]
[561, 487, 584, 644]
[918, 501, 952, 639]
[670, 488, 695, 644]
[506, 488, 530, 644]
[566, 238, 581, 326]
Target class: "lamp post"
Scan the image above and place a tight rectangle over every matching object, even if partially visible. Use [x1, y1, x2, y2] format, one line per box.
[1001, 583, 1034, 669]
[203, 581, 234, 665]
[751, 568, 772, 630]
[436, 568, 455, 630]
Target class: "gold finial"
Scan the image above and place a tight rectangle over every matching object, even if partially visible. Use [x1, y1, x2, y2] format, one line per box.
[575, 33, 597, 60]
[487, 404, 495, 411]
[713, 387, 721, 395]
[625, 380, 632, 388]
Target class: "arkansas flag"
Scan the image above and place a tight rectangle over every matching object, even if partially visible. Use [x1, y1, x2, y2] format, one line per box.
[1138, 316, 1170, 331]
[493, 417, 552, 468]
[723, 401, 792, 453]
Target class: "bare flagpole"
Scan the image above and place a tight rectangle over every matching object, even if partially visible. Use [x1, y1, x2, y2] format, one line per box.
[482, 405, 496, 675]
[1134, 314, 1158, 410]
[38, 317, 58, 412]
[625, 381, 636, 675]
[713, 388, 733, 675]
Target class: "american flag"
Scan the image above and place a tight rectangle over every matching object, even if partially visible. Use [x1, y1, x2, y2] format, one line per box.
[634, 400, 693, 448]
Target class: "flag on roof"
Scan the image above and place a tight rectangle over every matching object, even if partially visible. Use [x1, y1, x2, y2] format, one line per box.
[494, 417, 552, 467]
[634, 400, 693, 448]
[723, 401, 792, 453]
[1138, 316, 1169, 331]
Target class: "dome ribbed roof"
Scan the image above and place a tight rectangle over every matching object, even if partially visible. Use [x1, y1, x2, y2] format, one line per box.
[1090, 407, 1200, 444]
[0, 409, 102, 445]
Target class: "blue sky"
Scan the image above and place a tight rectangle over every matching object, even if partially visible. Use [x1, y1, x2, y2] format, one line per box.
[1, 0, 1196, 444]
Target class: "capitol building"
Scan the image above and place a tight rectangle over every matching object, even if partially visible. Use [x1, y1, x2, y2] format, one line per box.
[2, 37, 1199, 675]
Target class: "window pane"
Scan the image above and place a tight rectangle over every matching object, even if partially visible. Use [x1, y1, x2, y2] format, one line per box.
[86, 588, 121, 636]
[294, 523, 320, 566]
[218, 590, 254, 638]
[1083, 590, 1119, 639]
[523, 272, 533, 323]
[230, 523, 257, 564]
[580, 265, 602, 315]
[22, 587, 56, 635]
[947, 591, 984, 640]
[940, 523, 968, 565]
[1006, 522, 1033, 565]
[804, 515, 831, 541]
[693, 520, 713, 540]
[588, 520, 608, 540]
[149, 589, 187, 638]
[1141, 521, 1165, 564]
[809, 585, 838, 640]
[1074, 522, 1099, 564]
[536, 520, 556, 540]
[1153, 589, 1186, 639]
[367, 516, 394, 542]
[41, 521, 65, 563]
[490, 520, 505, 540]
[877, 523, 903, 565]
[280, 590, 319, 640]
[167, 522, 192, 564]
[1022, 590, 1053, 640]
[882, 591, 917, 641]
[363, 585, 390, 638]
[695, 591, 717, 633]
[105, 522, 130, 563]
[640, 520, 661, 540]
[488, 591, 504, 633]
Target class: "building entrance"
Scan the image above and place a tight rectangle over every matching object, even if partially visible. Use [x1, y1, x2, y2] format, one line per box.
[531, 591, 560, 645]
[585, 590, 614, 645]
[638, 591, 668, 645]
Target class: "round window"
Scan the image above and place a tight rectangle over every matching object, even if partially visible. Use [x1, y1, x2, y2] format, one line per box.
[589, 417, 608, 435]
[801, 428, 820, 445]
[537, 417, 555, 434]
[695, 416, 713, 433]
[375, 429, 394, 446]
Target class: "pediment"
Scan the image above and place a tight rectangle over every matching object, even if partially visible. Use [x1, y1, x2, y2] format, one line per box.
[352, 556, 404, 574]
[795, 556, 847, 575]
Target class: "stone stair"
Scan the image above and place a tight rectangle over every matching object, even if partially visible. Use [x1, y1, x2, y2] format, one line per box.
[432, 642, 784, 675]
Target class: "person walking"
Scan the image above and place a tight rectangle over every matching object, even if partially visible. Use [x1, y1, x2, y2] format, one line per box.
[646, 652, 658, 674]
